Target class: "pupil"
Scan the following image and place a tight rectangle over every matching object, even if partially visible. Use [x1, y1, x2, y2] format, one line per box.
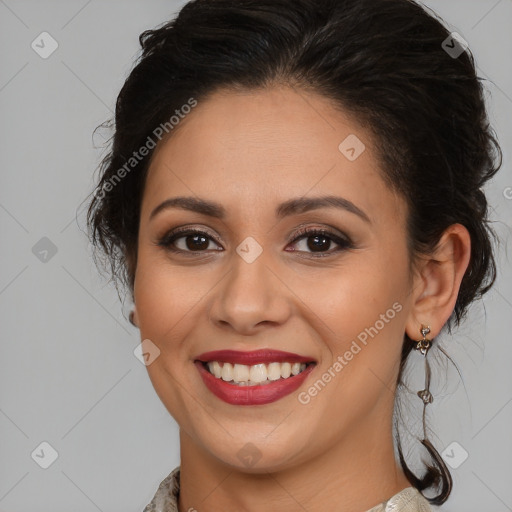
[187, 235, 208, 251]
[308, 235, 329, 252]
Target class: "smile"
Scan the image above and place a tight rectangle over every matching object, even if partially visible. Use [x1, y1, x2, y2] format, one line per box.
[194, 349, 317, 405]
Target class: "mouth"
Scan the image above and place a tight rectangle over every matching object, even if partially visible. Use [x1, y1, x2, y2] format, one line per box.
[194, 349, 317, 405]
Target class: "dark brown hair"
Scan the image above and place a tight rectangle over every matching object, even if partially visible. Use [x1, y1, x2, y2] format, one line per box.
[86, 0, 502, 504]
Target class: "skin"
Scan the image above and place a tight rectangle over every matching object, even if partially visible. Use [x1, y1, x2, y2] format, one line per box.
[131, 85, 471, 512]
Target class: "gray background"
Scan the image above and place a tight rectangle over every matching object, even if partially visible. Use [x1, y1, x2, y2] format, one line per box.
[0, 1, 511, 511]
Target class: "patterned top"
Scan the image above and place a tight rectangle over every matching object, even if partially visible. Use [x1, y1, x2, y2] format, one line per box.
[143, 466, 432, 512]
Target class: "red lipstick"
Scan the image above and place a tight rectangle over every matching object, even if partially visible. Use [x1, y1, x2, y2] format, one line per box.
[195, 349, 315, 365]
[194, 349, 316, 406]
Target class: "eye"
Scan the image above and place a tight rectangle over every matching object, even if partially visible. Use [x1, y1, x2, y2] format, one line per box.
[286, 226, 353, 257]
[157, 228, 222, 255]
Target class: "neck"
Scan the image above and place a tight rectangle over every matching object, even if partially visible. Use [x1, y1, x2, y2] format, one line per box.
[177, 418, 411, 512]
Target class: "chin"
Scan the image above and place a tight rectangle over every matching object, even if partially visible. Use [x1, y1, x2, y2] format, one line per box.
[199, 428, 314, 474]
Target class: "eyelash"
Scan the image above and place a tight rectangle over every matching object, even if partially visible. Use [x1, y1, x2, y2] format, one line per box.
[157, 226, 354, 258]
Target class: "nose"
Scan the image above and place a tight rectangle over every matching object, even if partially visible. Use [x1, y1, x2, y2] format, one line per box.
[208, 248, 292, 336]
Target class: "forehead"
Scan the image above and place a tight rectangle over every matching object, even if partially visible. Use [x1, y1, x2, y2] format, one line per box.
[142, 86, 404, 223]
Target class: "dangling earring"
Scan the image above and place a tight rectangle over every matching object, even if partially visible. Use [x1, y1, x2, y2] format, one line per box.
[129, 309, 137, 327]
[416, 324, 433, 404]
[399, 324, 453, 501]
[415, 325, 433, 432]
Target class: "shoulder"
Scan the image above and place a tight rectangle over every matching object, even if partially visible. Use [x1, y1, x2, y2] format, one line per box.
[367, 486, 432, 512]
[387, 487, 432, 511]
[142, 466, 181, 512]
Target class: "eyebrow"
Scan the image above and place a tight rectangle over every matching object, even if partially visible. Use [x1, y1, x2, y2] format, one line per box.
[149, 195, 371, 223]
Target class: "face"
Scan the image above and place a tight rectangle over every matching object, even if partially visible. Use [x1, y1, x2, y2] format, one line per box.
[133, 85, 416, 472]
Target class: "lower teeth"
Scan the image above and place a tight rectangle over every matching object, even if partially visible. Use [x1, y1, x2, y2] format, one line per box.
[229, 379, 278, 386]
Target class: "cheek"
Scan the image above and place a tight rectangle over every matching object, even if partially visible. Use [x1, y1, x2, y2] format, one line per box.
[301, 256, 407, 343]
[301, 249, 409, 399]
[133, 253, 203, 422]
[133, 251, 199, 346]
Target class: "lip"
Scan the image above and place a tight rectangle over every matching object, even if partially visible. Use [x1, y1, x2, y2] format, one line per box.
[195, 360, 316, 405]
[194, 349, 316, 365]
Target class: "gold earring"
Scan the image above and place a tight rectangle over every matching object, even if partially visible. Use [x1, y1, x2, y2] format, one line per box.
[415, 324, 433, 405]
[415, 324, 431, 356]
[406, 325, 452, 496]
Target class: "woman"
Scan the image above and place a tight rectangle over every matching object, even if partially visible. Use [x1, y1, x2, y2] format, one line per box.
[86, 0, 502, 510]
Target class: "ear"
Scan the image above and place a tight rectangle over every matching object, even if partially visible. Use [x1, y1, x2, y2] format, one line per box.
[129, 306, 139, 328]
[405, 223, 471, 341]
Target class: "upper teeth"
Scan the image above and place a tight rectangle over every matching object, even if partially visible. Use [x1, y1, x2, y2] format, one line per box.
[206, 361, 308, 385]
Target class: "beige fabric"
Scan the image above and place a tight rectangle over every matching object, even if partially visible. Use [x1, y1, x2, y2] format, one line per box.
[143, 466, 432, 511]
